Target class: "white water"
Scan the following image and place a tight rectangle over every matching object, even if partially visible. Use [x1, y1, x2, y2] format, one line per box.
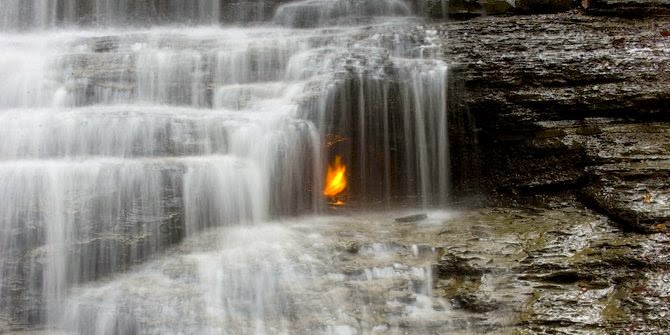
[0, 0, 451, 333]
[0, 0, 264, 29]
[57, 213, 461, 334]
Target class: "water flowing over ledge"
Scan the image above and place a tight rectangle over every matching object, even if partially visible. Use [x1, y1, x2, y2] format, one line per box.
[0, 0, 429, 30]
[0, 0, 453, 333]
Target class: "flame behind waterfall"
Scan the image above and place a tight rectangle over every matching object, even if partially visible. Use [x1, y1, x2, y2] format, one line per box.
[323, 155, 347, 199]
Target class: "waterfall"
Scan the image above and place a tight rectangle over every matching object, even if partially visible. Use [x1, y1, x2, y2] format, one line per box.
[274, 0, 411, 27]
[0, 0, 281, 29]
[0, 0, 452, 333]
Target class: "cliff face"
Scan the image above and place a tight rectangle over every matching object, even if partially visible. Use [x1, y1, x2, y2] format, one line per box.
[425, 7, 670, 333]
[419, 0, 670, 18]
[440, 7, 670, 231]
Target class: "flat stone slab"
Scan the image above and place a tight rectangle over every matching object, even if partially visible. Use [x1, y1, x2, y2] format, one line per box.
[584, 161, 670, 232]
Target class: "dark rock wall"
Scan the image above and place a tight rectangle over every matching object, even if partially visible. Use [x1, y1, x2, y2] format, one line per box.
[583, 0, 670, 17]
[441, 8, 670, 230]
[414, 0, 576, 20]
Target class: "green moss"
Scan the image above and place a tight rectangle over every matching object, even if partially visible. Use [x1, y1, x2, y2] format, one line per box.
[443, 277, 482, 297]
[601, 286, 631, 324]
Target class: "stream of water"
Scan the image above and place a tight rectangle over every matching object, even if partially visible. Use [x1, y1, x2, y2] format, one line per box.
[0, 1, 452, 333]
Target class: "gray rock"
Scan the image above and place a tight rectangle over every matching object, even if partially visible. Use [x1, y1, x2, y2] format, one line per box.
[436, 11, 670, 230]
[415, 0, 573, 19]
[583, 0, 670, 17]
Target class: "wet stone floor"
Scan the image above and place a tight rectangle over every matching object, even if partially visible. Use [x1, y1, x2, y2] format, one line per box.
[6, 207, 669, 334]
[309, 206, 670, 334]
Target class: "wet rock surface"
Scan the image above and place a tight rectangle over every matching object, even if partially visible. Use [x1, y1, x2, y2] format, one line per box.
[416, 0, 576, 19]
[417, 0, 670, 18]
[1, 208, 666, 334]
[583, 0, 670, 17]
[435, 207, 670, 334]
[437, 11, 670, 231]
[316, 207, 670, 334]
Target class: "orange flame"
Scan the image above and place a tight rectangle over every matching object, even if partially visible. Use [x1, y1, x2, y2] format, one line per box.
[323, 155, 347, 197]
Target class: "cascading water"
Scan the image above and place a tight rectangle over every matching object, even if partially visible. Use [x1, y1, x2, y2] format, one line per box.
[0, 0, 453, 333]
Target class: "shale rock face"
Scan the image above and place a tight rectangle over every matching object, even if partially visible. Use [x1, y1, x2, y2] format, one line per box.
[439, 11, 670, 231]
[416, 0, 576, 19]
[583, 0, 670, 16]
